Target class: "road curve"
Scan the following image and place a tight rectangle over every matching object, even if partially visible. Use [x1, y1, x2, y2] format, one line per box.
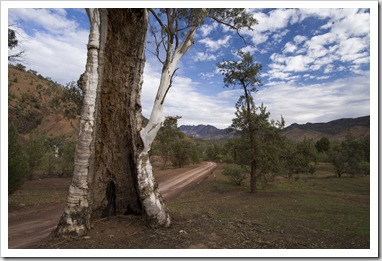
[8, 162, 217, 249]
[158, 161, 217, 200]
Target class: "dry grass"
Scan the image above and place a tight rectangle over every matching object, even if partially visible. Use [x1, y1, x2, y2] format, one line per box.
[168, 163, 370, 248]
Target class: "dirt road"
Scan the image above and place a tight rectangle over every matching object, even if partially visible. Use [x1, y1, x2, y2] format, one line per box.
[158, 162, 217, 200]
[8, 162, 216, 249]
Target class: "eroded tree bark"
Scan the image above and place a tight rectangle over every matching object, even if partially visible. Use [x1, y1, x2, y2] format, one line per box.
[55, 8, 171, 237]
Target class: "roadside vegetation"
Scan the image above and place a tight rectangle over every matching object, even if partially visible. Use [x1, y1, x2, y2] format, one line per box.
[8, 64, 82, 194]
[33, 162, 369, 249]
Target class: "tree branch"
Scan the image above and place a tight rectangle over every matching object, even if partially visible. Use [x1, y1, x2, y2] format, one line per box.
[160, 68, 179, 105]
[208, 15, 250, 45]
[148, 8, 168, 32]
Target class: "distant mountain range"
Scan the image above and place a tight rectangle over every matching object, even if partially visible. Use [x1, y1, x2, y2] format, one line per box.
[283, 115, 370, 141]
[179, 124, 238, 140]
[180, 115, 370, 141]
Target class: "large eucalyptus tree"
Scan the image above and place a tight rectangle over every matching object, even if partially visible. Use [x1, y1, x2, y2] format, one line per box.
[55, 8, 257, 237]
[54, 8, 162, 237]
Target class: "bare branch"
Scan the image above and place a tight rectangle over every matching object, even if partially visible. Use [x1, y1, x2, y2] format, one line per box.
[147, 24, 165, 64]
[8, 50, 25, 62]
[160, 68, 179, 105]
[208, 15, 249, 45]
[148, 8, 167, 32]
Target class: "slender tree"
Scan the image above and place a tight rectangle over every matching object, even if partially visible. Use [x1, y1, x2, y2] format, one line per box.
[218, 51, 262, 193]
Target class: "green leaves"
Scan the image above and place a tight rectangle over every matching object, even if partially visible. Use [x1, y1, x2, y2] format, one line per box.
[218, 51, 262, 90]
[223, 164, 248, 186]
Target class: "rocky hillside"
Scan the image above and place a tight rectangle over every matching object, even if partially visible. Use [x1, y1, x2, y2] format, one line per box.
[180, 116, 370, 141]
[284, 116, 370, 141]
[8, 64, 81, 140]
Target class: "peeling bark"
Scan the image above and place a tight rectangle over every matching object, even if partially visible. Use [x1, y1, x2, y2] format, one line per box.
[54, 8, 101, 237]
[55, 8, 155, 237]
[137, 31, 197, 227]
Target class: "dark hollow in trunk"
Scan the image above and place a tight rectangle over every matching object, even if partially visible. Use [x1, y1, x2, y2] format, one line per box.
[101, 180, 117, 217]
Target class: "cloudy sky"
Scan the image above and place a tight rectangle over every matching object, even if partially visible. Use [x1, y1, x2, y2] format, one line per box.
[5, 2, 376, 129]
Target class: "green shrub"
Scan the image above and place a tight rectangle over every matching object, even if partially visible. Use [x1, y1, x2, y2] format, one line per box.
[223, 164, 248, 186]
[8, 124, 30, 194]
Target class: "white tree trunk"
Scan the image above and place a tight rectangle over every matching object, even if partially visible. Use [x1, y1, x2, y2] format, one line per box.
[137, 29, 196, 226]
[55, 8, 102, 236]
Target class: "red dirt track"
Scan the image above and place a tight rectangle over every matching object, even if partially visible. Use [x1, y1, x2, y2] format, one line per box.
[8, 162, 217, 249]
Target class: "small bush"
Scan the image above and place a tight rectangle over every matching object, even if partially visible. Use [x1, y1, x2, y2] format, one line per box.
[223, 164, 248, 186]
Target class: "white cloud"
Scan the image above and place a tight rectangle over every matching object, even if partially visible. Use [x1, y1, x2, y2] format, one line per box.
[323, 64, 334, 74]
[8, 8, 88, 84]
[268, 71, 290, 80]
[272, 29, 289, 43]
[253, 9, 297, 34]
[330, 11, 370, 40]
[283, 42, 297, 54]
[199, 72, 215, 80]
[293, 35, 307, 45]
[353, 56, 370, 64]
[284, 55, 314, 72]
[9, 8, 79, 35]
[256, 73, 370, 126]
[239, 45, 257, 54]
[198, 35, 232, 52]
[193, 52, 217, 62]
[142, 60, 236, 129]
[338, 37, 368, 58]
[198, 22, 218, 37]
[243, 9, 297, 45]
[265, 9, 370, 81]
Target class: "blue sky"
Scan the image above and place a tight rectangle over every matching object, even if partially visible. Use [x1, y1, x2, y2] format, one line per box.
[5, 3, 376, 129]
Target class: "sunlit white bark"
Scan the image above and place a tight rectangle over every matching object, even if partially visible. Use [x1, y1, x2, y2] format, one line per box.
[137, 25, 197, 227]
[55, 8, 102, 236]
